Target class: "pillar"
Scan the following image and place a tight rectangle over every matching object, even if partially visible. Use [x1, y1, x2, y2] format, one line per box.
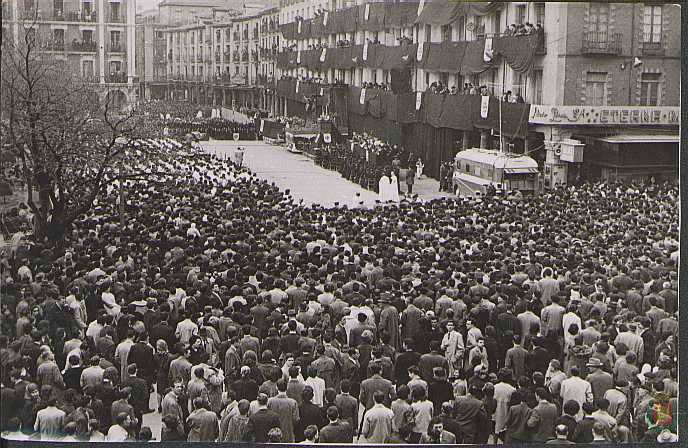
[462, 131, 471, 150]
[98, 0, 105, 83]
[127, 0, 135, 85]
[480, 130, 490, 149]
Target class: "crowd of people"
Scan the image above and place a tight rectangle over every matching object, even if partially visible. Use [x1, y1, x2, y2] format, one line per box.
[0, 122, 679, 444]
[165, 118, 257, 141]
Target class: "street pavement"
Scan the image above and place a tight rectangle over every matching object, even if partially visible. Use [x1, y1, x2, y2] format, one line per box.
[201, 139, 449, 206]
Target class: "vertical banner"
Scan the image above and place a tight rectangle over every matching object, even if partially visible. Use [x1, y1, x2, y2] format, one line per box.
[365, 4, 370, 20]
[260, 119, 265, 133]
[320, 48, 327, 62]
[484, 37, 494, 62]
[415, 91, 423, 110]
[416, 43, 424, 62]
[296, 80, 300, 93]
[324, 11, 329, 26]
[297, 50, 301, 64]
[359, 88, 366, 105]
[363, 41, 369, 61]
[320, 88, 324, 96]
[297, 20, 302, 34]
[480, 95, 490, 118]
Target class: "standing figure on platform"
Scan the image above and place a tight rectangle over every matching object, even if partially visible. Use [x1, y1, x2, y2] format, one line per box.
[389, 169, 400, 203]
[416, 158, 424, 179]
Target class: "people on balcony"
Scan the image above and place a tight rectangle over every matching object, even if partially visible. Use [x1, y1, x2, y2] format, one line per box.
[503, 22, 542, 37]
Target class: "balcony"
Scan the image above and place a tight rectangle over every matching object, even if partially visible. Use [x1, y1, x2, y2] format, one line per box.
[223, 53, 230, 63]
[71, 40, 97, 52]
[46, 40, 65, 51]
[82, 75, 100, 84]
[641, 35, 665, 56]
[196, 55, 202, 63]
[106, 73, 128, 84]
[109, 43, 125, 53]
[582, 31, 622, 55]
[64, 10, 98, 22]
[107, 14, 125, 24]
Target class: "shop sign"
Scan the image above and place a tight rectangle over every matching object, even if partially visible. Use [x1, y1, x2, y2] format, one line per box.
[529, 105, 680, 126]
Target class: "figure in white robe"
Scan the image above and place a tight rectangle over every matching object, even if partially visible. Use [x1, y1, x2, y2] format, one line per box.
[378, 174, 391, 202]
[416, 159, 424, 179]
[389, 172, 400, 203]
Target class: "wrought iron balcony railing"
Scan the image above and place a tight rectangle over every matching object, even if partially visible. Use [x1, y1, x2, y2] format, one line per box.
[582, 31, 622, 55]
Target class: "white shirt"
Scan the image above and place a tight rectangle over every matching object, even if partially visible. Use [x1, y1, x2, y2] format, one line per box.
[305, 376, 326, 407]
[106, 424, 129, 442]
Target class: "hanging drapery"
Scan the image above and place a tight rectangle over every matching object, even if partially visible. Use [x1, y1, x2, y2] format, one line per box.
[460, 38, 493, 75]
[493, 33, 542, 74]
[415, 1, 503, 26]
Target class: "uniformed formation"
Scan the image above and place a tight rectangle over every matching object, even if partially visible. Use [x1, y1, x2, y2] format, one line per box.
[165, 118, 258, 141]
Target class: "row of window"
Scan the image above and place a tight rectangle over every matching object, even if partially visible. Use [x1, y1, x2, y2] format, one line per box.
[586, 72, 661, 106]
[589, 3, 662, 43]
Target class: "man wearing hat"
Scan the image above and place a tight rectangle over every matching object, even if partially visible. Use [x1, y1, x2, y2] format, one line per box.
[378, 294, 400, 351]
[586, 357, 613, 403]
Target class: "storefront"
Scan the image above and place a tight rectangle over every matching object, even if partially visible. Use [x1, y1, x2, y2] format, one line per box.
[528, 105, 680, 186]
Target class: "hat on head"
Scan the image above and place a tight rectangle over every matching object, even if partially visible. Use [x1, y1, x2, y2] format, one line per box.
[586, 357, 604, 368]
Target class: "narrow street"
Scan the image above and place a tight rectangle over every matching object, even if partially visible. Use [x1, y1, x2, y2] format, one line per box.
[200, 140, 448, 207]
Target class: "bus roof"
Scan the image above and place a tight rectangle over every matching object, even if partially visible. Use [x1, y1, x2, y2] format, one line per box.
[455, 149, 538, 170]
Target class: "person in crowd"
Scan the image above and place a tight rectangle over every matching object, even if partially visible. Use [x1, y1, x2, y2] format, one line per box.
[0, 125, 677, 446]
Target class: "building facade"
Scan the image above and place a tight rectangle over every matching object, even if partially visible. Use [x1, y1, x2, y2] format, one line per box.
[161, 3, 278, 110]
[2, 0, 139, 107]
[272, 1, 679, 184]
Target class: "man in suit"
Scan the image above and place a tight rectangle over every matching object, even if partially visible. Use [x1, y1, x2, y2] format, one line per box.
[504, 394, 534, 443]
[334, 379, 358, 429]
[350, 313, 376, 348]
[394, 339, 420, 385]
[247, 393, 281, 442]
[186, 397, 218, 442]
[528, 387, 559, 442]
[505, 335, 529, 380]
[359, 364, 395, 410]
[127, 332, 155, 388]
[122, 364, 150, 430]
[161, 381, 185, 435]
[267, 378, 300, 442]
[319, 406, 354, 443]
[418, 340, 449, 382]
[585, 358, 613, 403]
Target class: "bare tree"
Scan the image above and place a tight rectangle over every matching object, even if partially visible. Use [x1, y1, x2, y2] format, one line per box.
[1, 19, 160, 246]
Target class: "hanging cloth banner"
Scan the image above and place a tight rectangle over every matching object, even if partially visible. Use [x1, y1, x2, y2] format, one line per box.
[297, 50, 301, 64]
[363, 42, 369, 61]
[320, 88, 324, 96]
[416, 43, 424, 62]
[416, 91, 423, 110]
[360, 88, 366, 105]
[417, 0, 426, 16]
[296, 80, 300, 93]
[484, 37, 494, 62]
[324, 11, 329, 26]
[320, 48, 327, 62]
[365, 4, 370, 21]
[297, 20, 302, 34]
[480, 95, 490, 118]
[260, 120, 265, 133]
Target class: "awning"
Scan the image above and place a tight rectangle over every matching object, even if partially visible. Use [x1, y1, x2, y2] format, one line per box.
[594, 134, 679, 144]
[505, 167, 539, 174]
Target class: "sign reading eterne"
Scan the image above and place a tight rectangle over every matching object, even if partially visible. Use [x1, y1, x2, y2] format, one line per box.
[529, 105, 680, 126]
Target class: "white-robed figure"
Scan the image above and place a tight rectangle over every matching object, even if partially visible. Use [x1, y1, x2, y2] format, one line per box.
[416, 158, 424, 179]
[378, 169, 400, 203]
